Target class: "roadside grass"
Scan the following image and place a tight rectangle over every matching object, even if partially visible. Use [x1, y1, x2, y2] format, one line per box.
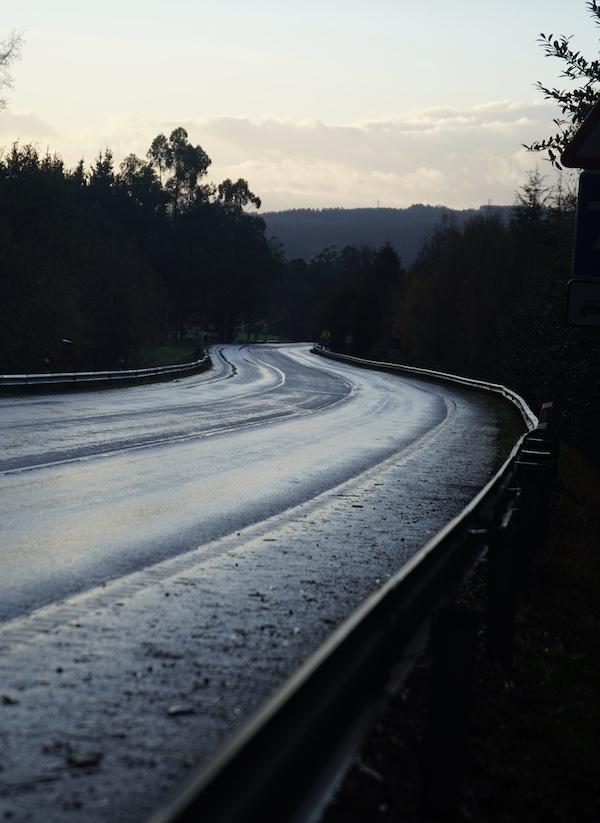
[489, 393, 528, 469]
[463, 443, 600, 822]
[136, 342, 200, 368]
[324, 430, 600, 821]
[233, 333, 282, 344]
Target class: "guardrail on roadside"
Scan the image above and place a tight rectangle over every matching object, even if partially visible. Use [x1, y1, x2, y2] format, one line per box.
[310, 346, 539, 430]
[149, 350, 556, 823]
[0, 354, 212, 393]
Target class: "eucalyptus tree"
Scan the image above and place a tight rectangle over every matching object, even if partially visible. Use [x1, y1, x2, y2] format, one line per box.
[147, 128, 211, 213]
[216, 177, 261, 211]
[147, 134, 170, 184]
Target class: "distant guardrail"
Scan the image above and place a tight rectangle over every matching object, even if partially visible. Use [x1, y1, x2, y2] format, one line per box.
[310, 346, 539, 429]
[149, 349, 555, 823]
[0, 354, 212, 393]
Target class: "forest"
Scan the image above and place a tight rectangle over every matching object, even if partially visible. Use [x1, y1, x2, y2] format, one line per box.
[0, 128, 277, 372]
[261, 204, 510, 265]
[284, 172, 596, 458]
[0, 135, 595, 454]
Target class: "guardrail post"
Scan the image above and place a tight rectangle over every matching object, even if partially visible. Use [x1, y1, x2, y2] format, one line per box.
[486, 514, 516, 670]
[514, 452, 556, 589]
[420, 605, 480, 823]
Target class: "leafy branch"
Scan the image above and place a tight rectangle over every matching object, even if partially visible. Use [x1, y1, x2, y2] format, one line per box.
[525, 2, 600, 167]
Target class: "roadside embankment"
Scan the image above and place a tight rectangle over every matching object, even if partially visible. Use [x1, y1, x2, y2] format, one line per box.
[324, 442, 600, 822]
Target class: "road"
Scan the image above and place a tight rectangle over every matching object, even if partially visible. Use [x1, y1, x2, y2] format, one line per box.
[0, 344, 450, 621]
[0, 344, 500, 821]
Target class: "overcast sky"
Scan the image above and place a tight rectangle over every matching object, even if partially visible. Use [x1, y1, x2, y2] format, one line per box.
[1, 1, 596, 210]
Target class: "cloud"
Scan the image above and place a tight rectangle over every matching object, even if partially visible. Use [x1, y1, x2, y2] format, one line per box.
[0, 110, 57, 142]
[0, 100, 567, 209]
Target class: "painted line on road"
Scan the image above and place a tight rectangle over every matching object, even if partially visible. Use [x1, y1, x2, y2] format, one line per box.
[0, 347, 314, 475]
[0, 393, 456, 650]
[0, 346, 356, 475]
[0, 384, 354, 477]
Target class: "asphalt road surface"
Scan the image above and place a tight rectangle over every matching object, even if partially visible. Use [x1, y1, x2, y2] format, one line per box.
[0, 344, 501, 821]
[0, 344, 450, 621]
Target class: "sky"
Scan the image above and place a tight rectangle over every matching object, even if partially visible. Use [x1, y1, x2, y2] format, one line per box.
[1, 1, 598, 210]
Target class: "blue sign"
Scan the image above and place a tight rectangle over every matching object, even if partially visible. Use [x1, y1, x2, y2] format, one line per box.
[573, 171, 600, 277]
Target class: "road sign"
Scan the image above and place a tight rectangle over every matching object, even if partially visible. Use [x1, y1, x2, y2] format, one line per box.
[572, 171, 600, 278]
[562, 104, 600, 326]
[569, 170, 600, 325]
[561, 98, 600, 169]
[567, 279, 600, 327]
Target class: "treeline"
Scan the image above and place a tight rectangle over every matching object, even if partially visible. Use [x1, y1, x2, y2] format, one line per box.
[262, 204, 511, 265]
[2, 138, 594, 454]
[400, 174, 597, 455]
[0, 128, 279, 371]
[273, 242, 403, 353]
[285, 172, 596, 456]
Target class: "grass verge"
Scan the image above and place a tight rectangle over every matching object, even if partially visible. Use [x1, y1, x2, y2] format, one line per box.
[324, 441, 600, 822]
[136, 342, 201, 368]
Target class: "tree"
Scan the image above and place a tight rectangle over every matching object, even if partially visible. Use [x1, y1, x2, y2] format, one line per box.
[216, 178, 261, 211]
[0, 31, 22, 110]
[147, 134, 170, 183]
[526, 1, 600, 167]
[511, 168, 551, 227]
[146, 128, 212, 213]
[0, 126, 283, 367]
[372, 241, 402, 286]
[89, 149, 115, 189]
[217, 177, 260, 211]
[118, 153, 163, 211]
[68, 159, 87, 190]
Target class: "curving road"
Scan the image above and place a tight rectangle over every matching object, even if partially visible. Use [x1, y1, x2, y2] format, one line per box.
[0, 344, 500, 822]
[0, 344, 451, 621]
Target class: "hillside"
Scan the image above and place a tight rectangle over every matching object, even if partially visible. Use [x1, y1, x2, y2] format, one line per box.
[262, 204, 511, 264]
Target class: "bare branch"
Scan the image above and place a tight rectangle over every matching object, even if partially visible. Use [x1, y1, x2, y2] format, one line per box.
[0, 31, 23, 109]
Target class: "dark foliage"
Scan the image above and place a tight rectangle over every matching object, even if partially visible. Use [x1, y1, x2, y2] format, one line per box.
[526, 1, 600, 167]
[397, 173, 598, 458]
[274, 170, 595, 457]
[0, 131, 276, 372]
[273, 241, 404, 358]
[262, 205, 511, 265]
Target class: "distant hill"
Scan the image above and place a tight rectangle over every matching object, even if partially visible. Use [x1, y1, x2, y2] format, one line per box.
[262, 204, 512, 264]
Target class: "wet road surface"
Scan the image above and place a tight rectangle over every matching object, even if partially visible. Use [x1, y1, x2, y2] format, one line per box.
[0, 344, 449, 620]
[0, 344, 500, 821]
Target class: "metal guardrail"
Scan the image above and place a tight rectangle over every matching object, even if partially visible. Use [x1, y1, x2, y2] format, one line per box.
[311, 346, 539, 430]
[0, 354, 211, 392]
[149, 350, 555, 823]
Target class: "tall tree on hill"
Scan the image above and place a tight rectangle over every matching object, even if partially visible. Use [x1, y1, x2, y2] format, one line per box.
[216, 177, 261, 211]
[147, 128, 212, 213]
[147, 134, 170, 184]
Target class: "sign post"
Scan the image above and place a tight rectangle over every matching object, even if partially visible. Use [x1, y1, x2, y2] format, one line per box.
[561, 101, 600, 326]
[319, 329, 331, 350]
